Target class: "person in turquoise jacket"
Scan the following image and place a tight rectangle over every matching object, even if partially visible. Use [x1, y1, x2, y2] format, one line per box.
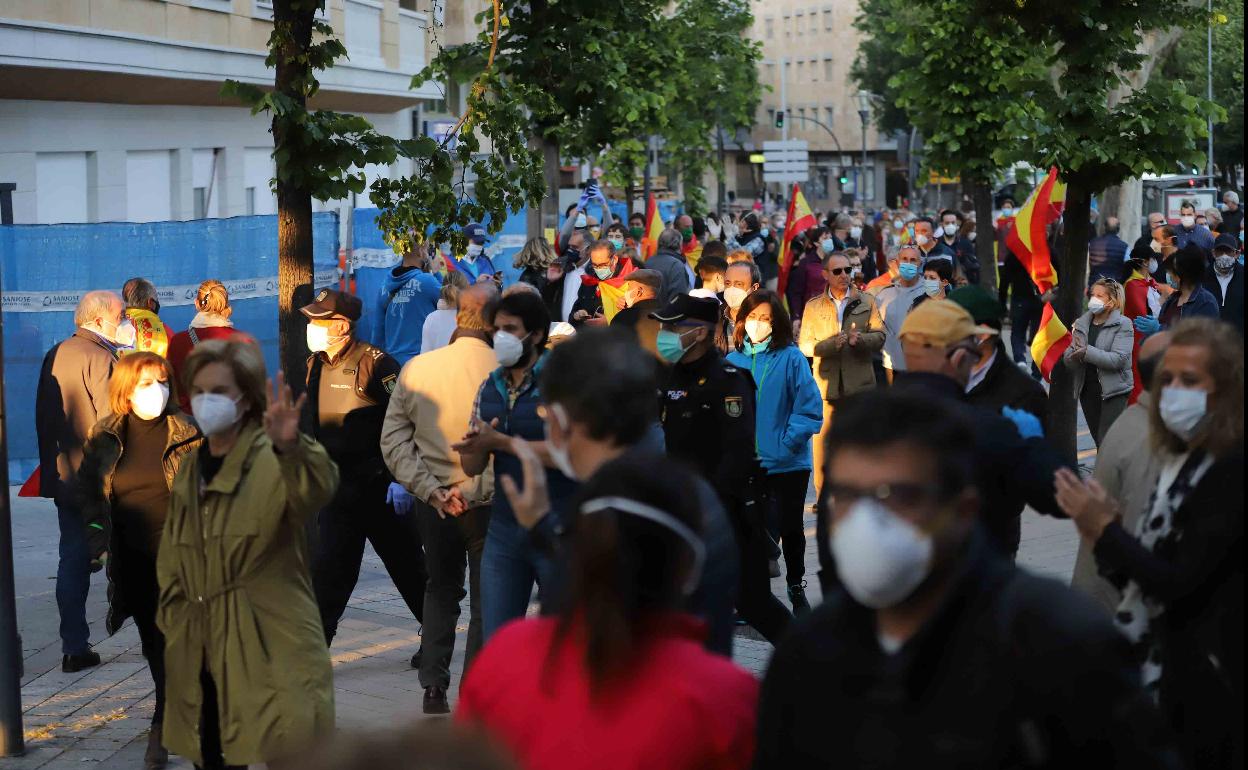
[726, 289, 823, 615]
[372, 244, 443, 365]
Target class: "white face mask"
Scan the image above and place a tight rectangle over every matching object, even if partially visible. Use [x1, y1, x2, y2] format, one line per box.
[102, 317, 136, 347]
[923, 278, 942, 297]
[968, 231, 977, 242]
[849, 226, 863, 240]
[465, 243, 484, 260]
[493, 330, 526, 368]
[744, 318, 772, 344]
[892, 219, 904, 230]
[915, 233, 930, 247]
[574, 213, 588, 229]
[1180, 215, 1196, 229]
[1148, 257, 1160, 274]
[831, 497, 934, 609]
[544, 404, 578, 480]
[1087, 297, 1107, 314]
[723, 286, 748, 309]
[1150, 239, 1164, 254]
[131, 381, 170, 421]
[942, 223, 958, 237]
[1158, 386, 1207, 441]
[306, 324, 348, 353]
[191, 393, 243, 436]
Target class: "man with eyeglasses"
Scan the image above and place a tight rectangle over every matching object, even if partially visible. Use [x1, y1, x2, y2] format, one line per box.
[798, 251, 885, 495]
[754, 388, 1181, 769]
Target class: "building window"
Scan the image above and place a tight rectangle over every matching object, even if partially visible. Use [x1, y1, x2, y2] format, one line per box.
[826, 107, 835, 127]
[765, 62, 775, 85]
[193, 188, 208, 220]
[399, 0, 418, 9]
[245, 187, 257, 216]
[765, 17, 774, 38]
[783, 14, 791, 36]
[766, 108, 776, 125]
[796, 61, 805, 81]
[824, 9, 833, 30]
[796, 11, 803, 35]
[824, 58, 834, 80]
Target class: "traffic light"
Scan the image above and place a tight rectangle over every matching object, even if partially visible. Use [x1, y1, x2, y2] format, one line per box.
[839, 174, 849, 185]
[775, 110, 785, 129]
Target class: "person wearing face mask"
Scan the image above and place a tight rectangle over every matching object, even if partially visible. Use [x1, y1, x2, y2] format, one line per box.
[757, 389, 1177, 770]
[299, 289, 427, 658]
[798, 253, 886, 496]
[1121, 241, 1165, 403]
[1156, 244, 1220, 331]
[674, 214, 703, 269]
[1173, 201, 1215, 253]
[652, 294, 794, 644]
[451, 291, 578, 642]
[1201, 233, 1244, 334]
[380, 284, 500, 714]
[872, 246, 927, 379]
[719, 260, 761, 351]
[911, 258, 953, 308]
[1056, 318, 1243, 770]
[558, 183, 612, 257]
[948, 286, 1048, 421]
[75, 352, 200, 770]
[122, 277, 172, 358]
[461, 453, 759, 770]
[938, 209, 978, 284]
[726, 291, 823, 614]
[448, 222, 500, 285]
[604, 221, 629, 255]
[1063, 279, 1136, 446]
[627, 211, 647, 250]
[785, 227, 831, 323]
[569, 239, 638, 327]
[544, 229, 594, 322]
[159, 339, 338, 770]
[911, 217, 954, 264]
[36, 290, 129, 674]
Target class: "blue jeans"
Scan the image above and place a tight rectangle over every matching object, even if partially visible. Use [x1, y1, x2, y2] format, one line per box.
[56, 501, 92, 655]
[481, 510, 559, 642]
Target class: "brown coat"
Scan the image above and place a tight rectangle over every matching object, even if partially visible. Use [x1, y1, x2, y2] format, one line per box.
[36, 329, 119, 499]
[797, 288, 885, 401]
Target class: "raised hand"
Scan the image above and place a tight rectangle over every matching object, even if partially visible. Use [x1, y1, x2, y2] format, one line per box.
[264, 370, 306, 454]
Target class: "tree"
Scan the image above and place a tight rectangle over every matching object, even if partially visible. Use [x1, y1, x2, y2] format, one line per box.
[850, 0, 921, 137]
[988, 0, 1222, 461]
[862, 0, 1039, 292]
[223, 0, 541, 388]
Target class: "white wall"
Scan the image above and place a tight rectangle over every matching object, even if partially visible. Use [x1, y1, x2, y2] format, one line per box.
[125, 150, 173, 222]
[35, 152, 88, 224]
[244, 147, 277, 216]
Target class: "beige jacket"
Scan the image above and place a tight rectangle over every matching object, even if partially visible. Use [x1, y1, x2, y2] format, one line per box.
[381, 335, 496, 506]
[798, 288, 885, 401]
[1070, 393, 1161, 612]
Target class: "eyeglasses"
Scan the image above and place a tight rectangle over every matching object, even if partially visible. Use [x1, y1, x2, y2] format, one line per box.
[827, 267, 851, 276]
[825, 481, 944, 514]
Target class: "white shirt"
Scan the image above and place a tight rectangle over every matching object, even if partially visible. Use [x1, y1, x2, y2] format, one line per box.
[420, 304, 457, 354]
[965, 346, 998, 394]
[560, 263, 587, 322]
[1216, 271, 1233, 305]
[828, 289, 850, 325]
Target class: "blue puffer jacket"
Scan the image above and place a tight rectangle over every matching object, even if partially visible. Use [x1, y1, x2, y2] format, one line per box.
[476, 352, 577, 525]
[726, 342, 823, 474]
[374, 266, 442, 365]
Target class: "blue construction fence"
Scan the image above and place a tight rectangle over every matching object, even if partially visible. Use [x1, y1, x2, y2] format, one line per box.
[1, 213, 340, 480]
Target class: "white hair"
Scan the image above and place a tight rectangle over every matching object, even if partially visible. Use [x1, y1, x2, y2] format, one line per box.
[74, 290, 122, 328]
[1224, 191, 1239, 205]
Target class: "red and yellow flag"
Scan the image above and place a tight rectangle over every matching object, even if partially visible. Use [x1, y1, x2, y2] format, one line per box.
[598, 281, 628, 322]
[641, 194, 664, 259]
[1006, 166, 1070, 381]
[776, 184, 818, 300]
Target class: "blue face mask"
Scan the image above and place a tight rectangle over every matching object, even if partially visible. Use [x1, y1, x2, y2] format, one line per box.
[759, 227, 770, 238]
[821, 238, 836, 253]
[657, 328, 694, 363]
[593, 265, 614, 280]
[1165, 272, 1180, 289]
[898, 262, 920, 281]
[608, 237, 624, 250]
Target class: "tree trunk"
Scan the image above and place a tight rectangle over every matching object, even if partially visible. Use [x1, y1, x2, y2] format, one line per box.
[1046, 180, 1093, 465]
[625, 178, 636, 221]
[1100, 177, 1143, 245]
[971, 179, 996, 293]
[273, 0, 316, 396]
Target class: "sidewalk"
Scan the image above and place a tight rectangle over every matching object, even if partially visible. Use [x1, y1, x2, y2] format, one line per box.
[2, 418, 1092, 768]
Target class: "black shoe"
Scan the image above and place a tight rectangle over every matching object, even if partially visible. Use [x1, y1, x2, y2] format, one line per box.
[410, 645, 423, 670]
[788, 583, 811, 616]
[62, 651, 101, 673]
[768, 558, 781, 579]
[423, 685, 450, 715]
[144, 723, 168, 769]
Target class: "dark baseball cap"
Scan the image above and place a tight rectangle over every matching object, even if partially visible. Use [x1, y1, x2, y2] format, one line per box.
[650, 293, 722, 325]
[948, 284, 1006, 326]
[300, 288, 362, 321]
[1213, 233, 1240, 253]
[464, 223, 488, 245]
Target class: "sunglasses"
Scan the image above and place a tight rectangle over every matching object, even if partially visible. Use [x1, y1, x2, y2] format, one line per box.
[827, 267, 851, 276]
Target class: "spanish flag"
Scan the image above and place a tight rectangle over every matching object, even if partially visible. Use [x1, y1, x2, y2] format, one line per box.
[1006, 166, 1070, 381]
[776, 184, 818, 300]
[598, 281, 628, 322]
[641, 194, 664, 260]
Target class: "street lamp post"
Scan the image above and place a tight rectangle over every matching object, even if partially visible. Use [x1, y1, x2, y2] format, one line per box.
[856, 90, 872, 207]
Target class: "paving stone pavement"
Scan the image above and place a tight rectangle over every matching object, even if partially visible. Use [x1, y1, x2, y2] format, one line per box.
[0, 407, 1096, 767]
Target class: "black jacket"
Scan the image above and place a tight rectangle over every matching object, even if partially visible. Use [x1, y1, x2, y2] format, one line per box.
[756, 532, 1181, 770]
[1202, 263, 1244, 334]
[1094, 444, 1243, 768]
[965, 340, 1049, 420]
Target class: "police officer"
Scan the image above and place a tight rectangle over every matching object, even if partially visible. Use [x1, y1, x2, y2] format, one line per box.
[301, 289, 428, 660]
[651, 294, 792, 644]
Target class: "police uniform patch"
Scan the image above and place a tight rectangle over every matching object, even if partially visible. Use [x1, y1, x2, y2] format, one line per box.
[724, 396, 743, 418]
[316, 289, 328, 301]
[382, 374, 397, 394]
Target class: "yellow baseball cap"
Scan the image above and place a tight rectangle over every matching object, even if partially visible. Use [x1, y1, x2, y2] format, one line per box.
[899, 299, 998, 347]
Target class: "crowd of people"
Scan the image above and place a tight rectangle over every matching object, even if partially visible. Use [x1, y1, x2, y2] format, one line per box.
[30, 186, 1243, 770]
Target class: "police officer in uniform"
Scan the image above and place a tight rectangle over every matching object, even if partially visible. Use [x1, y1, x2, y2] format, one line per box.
[651, 294, 792, 644]
[301, 289, 428, 659]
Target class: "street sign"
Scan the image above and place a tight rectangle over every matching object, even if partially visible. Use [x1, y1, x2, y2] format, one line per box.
[763, 140, 809, 183]
[1163, 187, 1217, 225]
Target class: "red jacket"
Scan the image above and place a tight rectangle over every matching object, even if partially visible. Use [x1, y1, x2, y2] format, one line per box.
[457, 613, 758, 770]
[1122, 270, 1153, 404]
[167, 325, 254, 411]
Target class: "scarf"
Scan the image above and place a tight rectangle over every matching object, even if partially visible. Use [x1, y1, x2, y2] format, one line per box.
[1113, 450, 1213, 698]
[189, 312, 234, 329]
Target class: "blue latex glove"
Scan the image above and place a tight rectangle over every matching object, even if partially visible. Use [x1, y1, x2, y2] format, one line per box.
[387, 482, 414, 517]
[1001, 406, 1044, 440]
[1133, 315, 1161, 337]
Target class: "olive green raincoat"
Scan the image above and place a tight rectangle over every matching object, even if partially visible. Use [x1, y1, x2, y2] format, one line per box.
[156, 424, 338, 766]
